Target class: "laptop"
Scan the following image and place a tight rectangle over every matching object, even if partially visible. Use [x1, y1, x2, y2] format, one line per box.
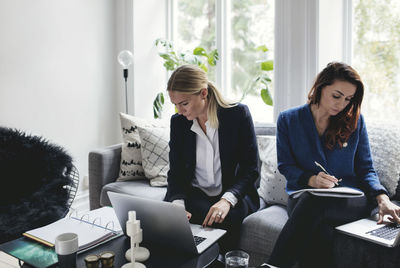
[108, 192, 226, 254]
[335, 215, 400, 247]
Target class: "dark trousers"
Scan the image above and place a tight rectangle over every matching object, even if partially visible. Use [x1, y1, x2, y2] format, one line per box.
[268, 192, 372, 268]
[185, 187, 250, 253]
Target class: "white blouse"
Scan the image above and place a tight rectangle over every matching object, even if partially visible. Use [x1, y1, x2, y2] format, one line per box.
[172, 119, 237, 208]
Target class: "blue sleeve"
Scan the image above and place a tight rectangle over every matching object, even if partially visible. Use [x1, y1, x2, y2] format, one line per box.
[355, 115, 388, 197]
[276, 112, 314, 190]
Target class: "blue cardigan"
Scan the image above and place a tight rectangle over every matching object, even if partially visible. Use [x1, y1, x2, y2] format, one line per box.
[277, 104, 387, 197]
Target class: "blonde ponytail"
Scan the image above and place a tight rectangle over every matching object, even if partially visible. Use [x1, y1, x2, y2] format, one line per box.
[206, 81, 236, 128]
[167, 65, 236, 128]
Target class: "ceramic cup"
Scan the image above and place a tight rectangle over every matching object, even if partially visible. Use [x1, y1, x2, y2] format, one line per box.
[55, 233, 79, 268]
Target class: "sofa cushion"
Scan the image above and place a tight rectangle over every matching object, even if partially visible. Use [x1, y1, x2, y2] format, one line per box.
[118, 113, 169, 184]
[100, 180, 167, 207]
[118, 113, 147, 181]
[239, 205, 288, 266]
[367, 122, 400, 199]
[137, 124, 169, 186]
[257, 135, 288, 206]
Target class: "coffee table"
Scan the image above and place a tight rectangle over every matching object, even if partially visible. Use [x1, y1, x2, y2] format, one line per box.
[1, 235, 219, 268]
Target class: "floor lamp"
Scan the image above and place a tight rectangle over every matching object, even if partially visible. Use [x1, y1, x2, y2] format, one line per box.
[118, 50, 133, 114]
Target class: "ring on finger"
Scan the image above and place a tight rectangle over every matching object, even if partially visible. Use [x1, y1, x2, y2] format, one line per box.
[217, 212, 222, 217]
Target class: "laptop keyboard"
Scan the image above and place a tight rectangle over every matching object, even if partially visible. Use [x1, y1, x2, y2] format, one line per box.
[366, 223, 400, 240]
[194, 235, 206, 246]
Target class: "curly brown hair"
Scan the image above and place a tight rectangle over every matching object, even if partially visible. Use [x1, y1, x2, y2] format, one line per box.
[308, 62, 364, 150]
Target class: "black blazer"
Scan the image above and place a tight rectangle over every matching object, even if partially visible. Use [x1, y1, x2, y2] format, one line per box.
[165, 103, 260, 212]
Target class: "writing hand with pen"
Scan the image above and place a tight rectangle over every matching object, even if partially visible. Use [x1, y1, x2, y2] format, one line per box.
[308, 161, 342, 189]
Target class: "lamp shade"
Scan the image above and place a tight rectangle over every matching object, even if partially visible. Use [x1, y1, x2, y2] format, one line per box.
[118, 50, 133, 69]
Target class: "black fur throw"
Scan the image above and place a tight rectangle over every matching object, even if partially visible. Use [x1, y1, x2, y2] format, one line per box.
[0, 127, 74, 243]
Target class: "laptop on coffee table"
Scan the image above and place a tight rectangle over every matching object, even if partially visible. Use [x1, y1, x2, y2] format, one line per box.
[108, 192, 226, 254]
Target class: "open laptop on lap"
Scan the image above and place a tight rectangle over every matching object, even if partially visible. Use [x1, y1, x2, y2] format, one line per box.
[335, 215, 400, 247]
[108, 192, 226, 254]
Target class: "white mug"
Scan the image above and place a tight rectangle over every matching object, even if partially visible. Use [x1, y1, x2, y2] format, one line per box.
[55, 233, 79, 268]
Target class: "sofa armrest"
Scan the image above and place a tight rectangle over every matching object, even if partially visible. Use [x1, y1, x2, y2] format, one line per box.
[88, 144, 122, 210]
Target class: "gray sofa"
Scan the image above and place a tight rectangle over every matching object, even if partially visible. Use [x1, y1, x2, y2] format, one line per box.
[89, 122, 400, 267]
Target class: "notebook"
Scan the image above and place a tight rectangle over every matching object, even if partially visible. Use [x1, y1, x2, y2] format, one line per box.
[290, 187, 364, 199]
[335, 216, 400, 247]
[23, 206, 123, 252]
[108, 192, 226, 254]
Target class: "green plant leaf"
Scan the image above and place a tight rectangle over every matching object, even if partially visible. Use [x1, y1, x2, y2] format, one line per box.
[256, 45, 269, 52]
[261, 88, 273, 106]
[155, 38, 173, 50]
[261, 60, 274, 71]
[208, 49, 219, 66]
[193, 47, 207, 56]
[259, 74, 272, 85]
[199, 63, 208, 73]
[153, 92, 165, 119]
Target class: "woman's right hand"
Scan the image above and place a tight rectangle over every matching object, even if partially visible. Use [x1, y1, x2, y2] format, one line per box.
[308, 172, 339, 188]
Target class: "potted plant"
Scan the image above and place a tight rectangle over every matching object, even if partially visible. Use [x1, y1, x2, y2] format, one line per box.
[152, 38, 273, 119]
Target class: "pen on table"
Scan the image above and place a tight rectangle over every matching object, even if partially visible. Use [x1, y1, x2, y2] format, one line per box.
[314, 161, 342, 185]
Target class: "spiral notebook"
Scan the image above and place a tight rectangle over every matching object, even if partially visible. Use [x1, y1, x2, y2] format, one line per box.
[23, 206, 123, 252]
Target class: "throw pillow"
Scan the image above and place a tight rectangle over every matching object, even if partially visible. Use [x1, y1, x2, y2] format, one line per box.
[367, 122, 400, 199]
[257, 135, 288, 206]
[137, 124, 170, 186]
[118, 113, 169, 183]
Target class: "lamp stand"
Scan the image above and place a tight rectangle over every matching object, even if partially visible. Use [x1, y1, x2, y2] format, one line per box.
[124, 69, 128, 114]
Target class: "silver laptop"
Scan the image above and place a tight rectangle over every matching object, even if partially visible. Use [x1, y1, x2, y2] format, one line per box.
[335, 215, 400, 247]
[108, 192, 226, 254]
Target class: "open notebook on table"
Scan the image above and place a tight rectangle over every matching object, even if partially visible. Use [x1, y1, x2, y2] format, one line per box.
[23, 206, 123, 252]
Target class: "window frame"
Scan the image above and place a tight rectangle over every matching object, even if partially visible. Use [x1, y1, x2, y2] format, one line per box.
[129, 0, 348, 121]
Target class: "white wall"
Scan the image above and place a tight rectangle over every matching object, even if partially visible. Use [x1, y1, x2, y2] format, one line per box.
[0, 0, 122, 193]
[132, 0, 168, 119]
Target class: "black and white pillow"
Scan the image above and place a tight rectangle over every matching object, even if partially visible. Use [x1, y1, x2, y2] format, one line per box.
[117, 113, 169, 183]
[137, 125, 169, 186]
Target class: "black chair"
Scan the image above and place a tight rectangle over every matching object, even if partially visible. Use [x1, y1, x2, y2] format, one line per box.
[0, 127, 79, 244]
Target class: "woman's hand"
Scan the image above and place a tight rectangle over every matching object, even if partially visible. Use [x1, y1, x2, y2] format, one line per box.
[308, 172, 339, 188]
[202, 199, 231, 227]
[376, 194, 400, 224]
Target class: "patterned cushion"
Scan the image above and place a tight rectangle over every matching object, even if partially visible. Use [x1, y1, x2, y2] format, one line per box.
[117, 113, 169, 183]
[257, 135, 288, 206]
[137, 125, 169, 186]
[367, 122, 400, 199]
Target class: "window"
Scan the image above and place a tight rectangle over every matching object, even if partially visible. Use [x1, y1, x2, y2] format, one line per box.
[352, 0, 400, 123]
[173, 0, 275, 123]
[174, 0, 217, 81]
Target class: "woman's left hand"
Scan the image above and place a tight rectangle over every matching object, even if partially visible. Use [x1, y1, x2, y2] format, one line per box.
[202, 199, 231, 227]
[376, 194, 400, 224]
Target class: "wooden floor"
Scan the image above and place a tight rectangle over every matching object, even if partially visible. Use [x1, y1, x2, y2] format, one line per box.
[0, 251, 20, 268]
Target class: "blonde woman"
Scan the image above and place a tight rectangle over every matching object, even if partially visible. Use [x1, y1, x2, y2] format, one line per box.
[164, 65, 260, 252]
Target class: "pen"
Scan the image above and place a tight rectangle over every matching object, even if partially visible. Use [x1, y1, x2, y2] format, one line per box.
[314, 161, 342, 185]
